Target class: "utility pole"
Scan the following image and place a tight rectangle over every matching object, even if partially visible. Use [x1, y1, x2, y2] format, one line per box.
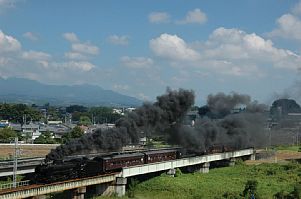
[297, 126, 300, 146]
[13, 137, 19, 188]
[269, 130, 272, 148]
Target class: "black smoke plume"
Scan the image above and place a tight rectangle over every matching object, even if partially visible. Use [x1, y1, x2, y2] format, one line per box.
[169, 92, 268, 152]
[46, 88, 195, 161]
[207, 92, 251, 117]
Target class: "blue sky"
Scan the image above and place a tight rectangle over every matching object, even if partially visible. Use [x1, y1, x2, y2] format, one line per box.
[1, 0, 301, 105]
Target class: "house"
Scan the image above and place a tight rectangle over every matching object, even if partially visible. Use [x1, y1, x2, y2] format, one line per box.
[39, 123, 72, 139]
[22, 123, 40, 140]
[113, 108, 124, 115]
[48, 121, 63, 125]
[9, 123, 22, 132]
[0, 120, 9, 128]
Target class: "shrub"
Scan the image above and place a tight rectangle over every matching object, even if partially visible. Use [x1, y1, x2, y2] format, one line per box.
[235, 158, 245, 166]
[127, 178, 139, 198]
[175, 168, 182, 177]
[266, 168, 277, 176]
[283, 162, 298, 171]
[291, 183, 301, 199]
[222, 191, 240, 199]
[243, 180, 259, 198]
[273, 183, 301, 199]
[274, 190, 291, 199]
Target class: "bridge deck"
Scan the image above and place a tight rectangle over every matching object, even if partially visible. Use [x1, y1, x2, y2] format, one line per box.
[0, 173, 119, 199]
[121, 148, 254, 177]
[0, 148, 254, 199]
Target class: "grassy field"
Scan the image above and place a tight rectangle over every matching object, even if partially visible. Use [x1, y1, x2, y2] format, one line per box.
[274, 145, 301, 152]
[0, 144, 59, 159]
[97, 162, 301, 199]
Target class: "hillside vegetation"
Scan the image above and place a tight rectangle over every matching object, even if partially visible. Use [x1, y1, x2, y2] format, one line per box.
[99, 162, 301, 199]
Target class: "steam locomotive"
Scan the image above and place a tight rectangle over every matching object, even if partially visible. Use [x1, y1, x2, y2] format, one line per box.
[32, 146, 235, 184]
[33, 148, 181, 184]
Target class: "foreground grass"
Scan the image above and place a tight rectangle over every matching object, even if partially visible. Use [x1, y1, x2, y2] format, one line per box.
[97, 163, 301, 199]
[274, 145, 301, 152]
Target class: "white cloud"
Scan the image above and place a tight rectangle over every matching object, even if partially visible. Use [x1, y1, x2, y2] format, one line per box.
[0, 30, 96, 83]
[137, 92, 150, 101]
[148, 12, 170, 23]
[0, 30, 21, 53]
[23, 32, 38, 41]
[292, 1, 301, 15]
[121, 56, 153, 68]
[150, 33, 200, 61]
[71, 43, 99, 55]
[113, 84, 129, 91]
[22, 50, 51, 61]
[63, 32, 79, 43]
[108, 35, 129, 45]
[269, 14, 301, 41]
[203, 60, 261, 77]
[64, 52, 88, 60]
[0, 0, 18, 13]
[52, 61, 95, 71]
[0, 0, 14, 7]
[204, 27, 301, 73]
[149, 28, 301, 77]
[62, 32, 99, 60]
[176, 8, 207, 25]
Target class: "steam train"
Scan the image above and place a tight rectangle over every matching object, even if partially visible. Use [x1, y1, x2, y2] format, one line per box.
[32, 146, 235, 184]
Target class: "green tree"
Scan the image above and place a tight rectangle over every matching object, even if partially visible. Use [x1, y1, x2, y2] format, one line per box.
[0, 103, 42, 124]
[70, 126, 84, 138]
[47, 107, 62, 121]
[0, 127, 17, 143]
[24, 132, 32, 143]
[66, 105, 88, 113]
[34, 131, 56, 144]
[62, 126, 84, 143]
[79, 116, 92, 126]
[89, 107, 122, 124]
[71, 111, 90, 122]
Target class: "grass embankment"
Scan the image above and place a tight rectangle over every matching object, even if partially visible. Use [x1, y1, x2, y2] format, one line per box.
[274, 145, 301, 152]
[98, 163, 301, 199]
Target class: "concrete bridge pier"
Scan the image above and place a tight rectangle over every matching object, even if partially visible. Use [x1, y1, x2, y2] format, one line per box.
[95, 182, 114, 196]
[250, 153, 256, 160]
[229, 158, 236, 167]
[71, 187, 86, 199]
[199, 162, 210, 173]
[115, 177, 127, 197]
[166, 168, 176, 177]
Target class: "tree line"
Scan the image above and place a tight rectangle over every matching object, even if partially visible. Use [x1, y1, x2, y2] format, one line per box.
[0, 126, 84, 144]
[0, 103, 124, 124]
[0, 103, 126, 144]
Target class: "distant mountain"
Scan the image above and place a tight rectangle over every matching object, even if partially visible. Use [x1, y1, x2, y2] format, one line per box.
[0, 77, 142, 107]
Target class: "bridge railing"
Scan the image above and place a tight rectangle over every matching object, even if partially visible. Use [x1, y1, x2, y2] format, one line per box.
[0, 180, 30, 190]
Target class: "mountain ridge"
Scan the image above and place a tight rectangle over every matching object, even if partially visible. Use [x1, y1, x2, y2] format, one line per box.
[0, 77, 142, 107]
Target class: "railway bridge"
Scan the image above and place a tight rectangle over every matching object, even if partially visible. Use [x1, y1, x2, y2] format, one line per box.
[0, 148, 255, 199]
